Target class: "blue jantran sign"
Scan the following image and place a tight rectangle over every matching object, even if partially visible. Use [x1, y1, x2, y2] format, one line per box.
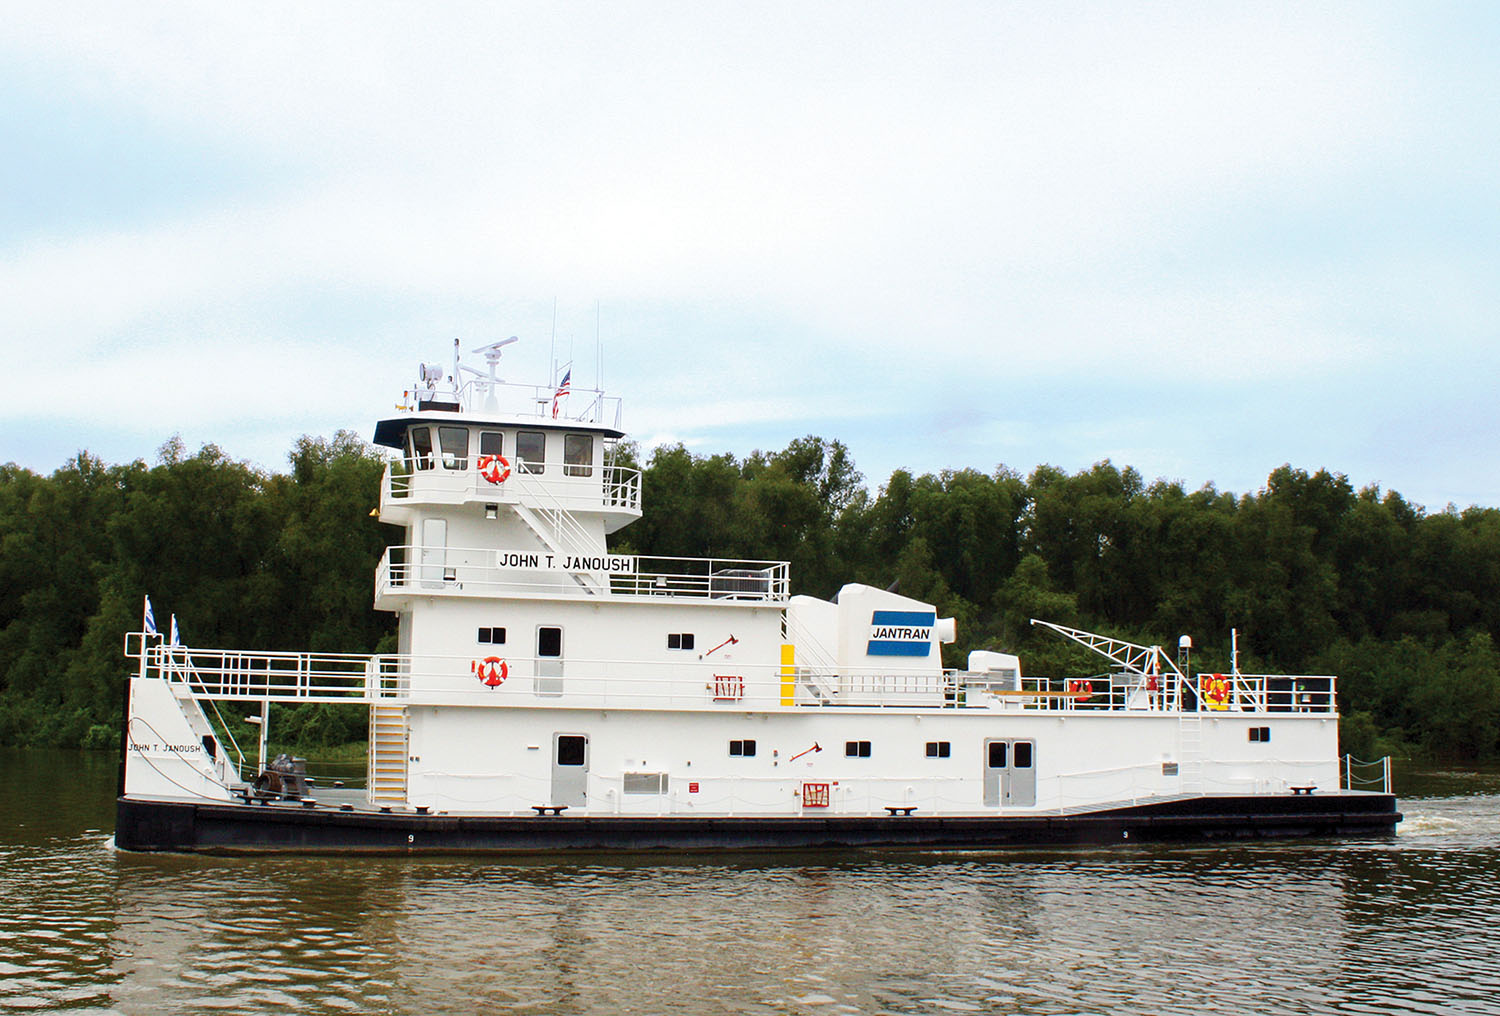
[867, 610, 935, 657]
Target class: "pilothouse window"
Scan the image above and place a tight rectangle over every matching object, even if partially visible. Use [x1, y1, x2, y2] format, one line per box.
[517, 431, 545, 474]
[564, 434, 593, 477]
[438, 427, 469, 470]
[410, 427, 434, 470]
[479, 431, 504, 456]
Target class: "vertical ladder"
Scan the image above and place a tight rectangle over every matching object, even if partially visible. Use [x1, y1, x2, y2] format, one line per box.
[1178, 714, 1204, 794]
[368, 703, 409, 806]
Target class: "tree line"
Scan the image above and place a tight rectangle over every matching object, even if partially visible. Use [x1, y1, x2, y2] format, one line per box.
[2, 432, 1497, 761]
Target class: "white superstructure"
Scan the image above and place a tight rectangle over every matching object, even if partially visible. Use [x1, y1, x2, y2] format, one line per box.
[122, 340, 1348, 821]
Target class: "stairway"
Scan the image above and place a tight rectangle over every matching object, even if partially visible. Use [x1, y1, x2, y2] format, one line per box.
[1177, 714, 1204, 794]
[368, 704, 409, 806]
[511, 501, 606, 594]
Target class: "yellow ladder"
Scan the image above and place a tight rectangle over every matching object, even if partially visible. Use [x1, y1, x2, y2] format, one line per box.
[368, 703, 409, 806]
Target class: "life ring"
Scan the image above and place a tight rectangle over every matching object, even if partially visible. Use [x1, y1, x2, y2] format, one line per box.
[472, 656, 508, 688]
[477, 454, 512, 485]
[1146, 674, 1159, 693]
[1067, 679, 1092, 702]
[1200, 673, 1230, 710]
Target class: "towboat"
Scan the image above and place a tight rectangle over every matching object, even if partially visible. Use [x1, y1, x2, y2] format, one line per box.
[115, 340, 1400, 852]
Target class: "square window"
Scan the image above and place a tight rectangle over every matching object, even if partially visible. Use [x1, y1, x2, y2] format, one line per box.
[564, 433, 594, 477]
[1249, 726, 1271, 743]
[479, 431, 503, 456]
[730, 739, 756, 757]
[477, 627, 506, 645]
[845, 740, 871, 758]
[925, 741, 951, 758]
[517, 431, 546, 474]
[667, 633, 696, 651]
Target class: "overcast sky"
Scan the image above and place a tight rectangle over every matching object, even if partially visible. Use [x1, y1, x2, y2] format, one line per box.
[4, 3, 1497, 510]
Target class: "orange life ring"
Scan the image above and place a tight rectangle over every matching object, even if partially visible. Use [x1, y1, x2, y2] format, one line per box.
[477, 454, 512, 485]
[1067, 679, 1092, 702]
[472, 656, 509, 688]
[1200, 673, 1230, 709]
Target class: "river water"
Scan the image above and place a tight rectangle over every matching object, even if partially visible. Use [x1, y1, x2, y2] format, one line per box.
[2, 751, 1497, 1015]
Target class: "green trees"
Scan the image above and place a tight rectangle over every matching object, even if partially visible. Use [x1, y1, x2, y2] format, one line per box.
[0, 436, 396, 748]
[4, 430, 1499, 761]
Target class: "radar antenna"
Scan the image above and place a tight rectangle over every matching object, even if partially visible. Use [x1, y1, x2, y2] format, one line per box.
[458, 336, 519, 383]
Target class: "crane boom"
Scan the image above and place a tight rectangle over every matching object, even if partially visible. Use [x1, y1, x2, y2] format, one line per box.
[1028, 619, 1186, 681]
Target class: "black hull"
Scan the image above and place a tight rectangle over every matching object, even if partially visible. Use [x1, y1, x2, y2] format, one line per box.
[116, 793, 1401, 855]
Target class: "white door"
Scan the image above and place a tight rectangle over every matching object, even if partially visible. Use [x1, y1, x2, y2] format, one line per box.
[419, 518, 447, 588]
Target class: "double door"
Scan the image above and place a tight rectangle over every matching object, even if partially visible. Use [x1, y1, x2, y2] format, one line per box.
[983, 738, 1036, 807]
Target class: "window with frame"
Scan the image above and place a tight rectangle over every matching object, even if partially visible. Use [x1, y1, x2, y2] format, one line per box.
[667, 633, 695, 650]
[556, 735, 586, 766]
[729, 739, 756, 757]
[925, 741, 951, 758]
[438, 426, 469, 470]
[410, 427, 434, 470]
[564, 433, 594, 477]
[845, 740, 872, 758]
[516, 431, 545, 474]
[477, 627, 506, 644]
[479, 431, 504, 456]
[1249, 726, 1271, 742]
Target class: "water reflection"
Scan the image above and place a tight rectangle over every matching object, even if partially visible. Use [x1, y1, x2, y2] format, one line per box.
[3, 752, 1500, 1016]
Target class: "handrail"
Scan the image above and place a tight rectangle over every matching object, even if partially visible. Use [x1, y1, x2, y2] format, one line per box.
[376, 546, 791, 603]
[384, 456, 642, 514]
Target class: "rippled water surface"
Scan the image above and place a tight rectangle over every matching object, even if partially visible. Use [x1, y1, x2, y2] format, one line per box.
[3, 751, 1499, 1015]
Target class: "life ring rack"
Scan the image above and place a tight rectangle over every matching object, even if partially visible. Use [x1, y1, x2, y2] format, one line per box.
[1067, 679, 1093, 702]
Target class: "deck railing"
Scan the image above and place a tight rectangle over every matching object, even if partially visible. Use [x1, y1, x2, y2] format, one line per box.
[376, 546, 790, 603]
[383, 457, 641, 514]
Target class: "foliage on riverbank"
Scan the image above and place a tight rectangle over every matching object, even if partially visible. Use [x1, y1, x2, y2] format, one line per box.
[3, 432, 1498, 761]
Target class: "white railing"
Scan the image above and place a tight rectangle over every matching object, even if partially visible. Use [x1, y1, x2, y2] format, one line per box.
[376, 546, 790, 603]
[1343, 754, 1393, 793]
[132, 635, 1344, 719]
[979, 672, 1339, 714]
[383, 457, 642, 515]
[149, 643, 408, 702]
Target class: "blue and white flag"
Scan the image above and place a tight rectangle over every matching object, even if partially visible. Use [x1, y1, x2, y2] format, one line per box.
[169, 614, 180, 648]
[143, 596, 158, 637]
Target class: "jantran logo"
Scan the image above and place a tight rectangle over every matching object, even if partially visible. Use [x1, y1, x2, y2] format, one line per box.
[867, 610, 935, 657]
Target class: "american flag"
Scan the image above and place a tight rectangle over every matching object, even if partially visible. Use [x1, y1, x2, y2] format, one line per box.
[551, 368, 571, 419]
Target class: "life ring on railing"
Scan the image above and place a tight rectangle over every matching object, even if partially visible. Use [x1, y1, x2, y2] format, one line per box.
[1067, 679, 1092, 702]
[1200, 673, 1230, 710]
[477, 454, 512, 485]
[473, 656, 508, 688]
